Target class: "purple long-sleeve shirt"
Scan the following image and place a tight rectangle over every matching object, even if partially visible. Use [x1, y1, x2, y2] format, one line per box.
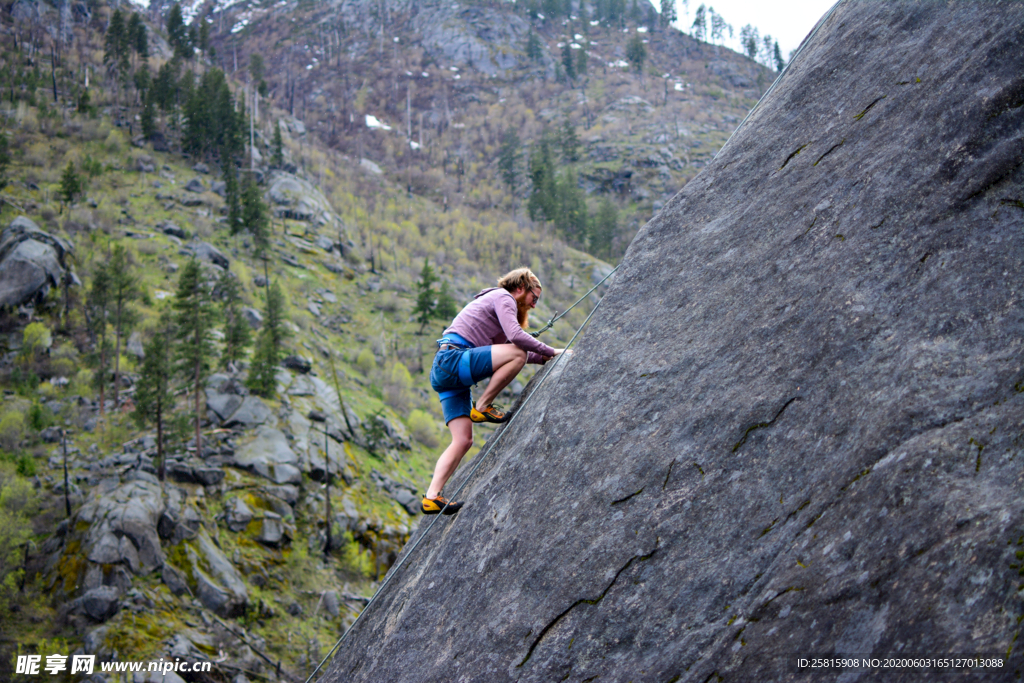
[443, 287, 555, 364]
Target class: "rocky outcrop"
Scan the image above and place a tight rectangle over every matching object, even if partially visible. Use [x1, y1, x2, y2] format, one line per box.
[234, 426, 301, 485]
[0, 216, 74, 307]
[191, 529, 248, 617]
[324, 2, 1024, 682]
[267, 171, 336, 225]
[77, 480, 165, 577]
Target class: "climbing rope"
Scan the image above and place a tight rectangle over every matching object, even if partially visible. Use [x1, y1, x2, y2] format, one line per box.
[713, 0, 843, 161]
[304, 292, 612, 683]
[530, 264, 619, 338]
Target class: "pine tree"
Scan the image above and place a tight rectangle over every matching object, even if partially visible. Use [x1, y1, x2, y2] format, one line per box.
[740, 24, 759, 60]
[104, 9, 128, 75]
[498, 128, 521, 199]
[242, 175, 270, 256]
[87, 263, 111, 418]
[576, 42, 588, 76]
[133, 64, 151, 104]
[59, 161, 82, 206]
[183, 69, 245, 159]
[760, 34, 775, 68]
[561, 42, 576, 81]
[271, 120, 284, 168]
[560, 117, 580, 163]
[128, 13, 148, 61]
[435, 280, 458, 324]
[773, 40, 785, 71]
[528, 133, 557, 222]
[691, 3, 707, 41]
[249, 54, 265, 85]
[414, 259, 437, 334]
[152, 60, 178, 112]
[167, 3, 190, 61]
[141, 95, 156, 139]
[134, 313, 175, 481]
[173, 259, 217, 459]
[555, 168, 588, 246]
[198, 21, 210, 56]
[218, 270, 251, 368]
[526, 32, 544, 63]
[0, 133, 9, 192]
[224, 162, 243, 235]
[660, 0, 676, 27]
[591, 196, 618, 258]
[710, 9, 732, 44]
[246, 282, 288, 398]
[108, 244, 138, 410]
[626, 33, 647, 74]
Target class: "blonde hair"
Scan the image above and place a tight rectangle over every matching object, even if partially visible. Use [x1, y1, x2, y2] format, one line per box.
[498, 268, 541, 329]
[497, 267, 542, 294]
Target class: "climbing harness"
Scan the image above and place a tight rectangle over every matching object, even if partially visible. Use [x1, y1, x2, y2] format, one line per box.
[303, 292, 611, 683]
[530, 264, 619, 338]
[713, 0, 842, 161]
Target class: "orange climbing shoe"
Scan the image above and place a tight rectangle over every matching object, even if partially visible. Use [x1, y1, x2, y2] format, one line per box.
[421, 494, 463, 515]
[470, 404, 507, 423]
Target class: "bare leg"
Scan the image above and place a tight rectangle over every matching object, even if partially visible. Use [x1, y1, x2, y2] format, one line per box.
[476, 344, 526, 411]
[426, 417, 473, 498]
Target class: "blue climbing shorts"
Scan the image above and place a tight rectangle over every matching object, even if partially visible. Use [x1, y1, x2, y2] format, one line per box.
[431, 338, 494, 424]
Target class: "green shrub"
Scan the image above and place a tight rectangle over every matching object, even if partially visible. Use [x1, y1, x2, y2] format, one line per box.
[15, 454, 35, 477]
[28, 402, 52, 432]
[0, 412, 25, 451]
[355, 348, 376, 376]
[0, 463, 39, 617]
[337, 531, 374, 578]
[407, 409, 439, 448]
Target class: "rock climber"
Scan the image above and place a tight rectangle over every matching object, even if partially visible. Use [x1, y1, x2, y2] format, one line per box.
[422, 267, 565, 515]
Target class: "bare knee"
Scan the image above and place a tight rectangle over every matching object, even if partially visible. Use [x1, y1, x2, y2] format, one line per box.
[513, 347, 527, 367]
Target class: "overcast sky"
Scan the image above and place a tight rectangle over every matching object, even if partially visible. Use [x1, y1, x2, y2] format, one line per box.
[668, 0, 838, 61]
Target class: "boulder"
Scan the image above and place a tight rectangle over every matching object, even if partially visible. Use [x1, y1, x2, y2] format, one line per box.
[234, 426, 301, 485]
[211, 180, 226, 197]
[76, 480, 165, 575]
[321, 3, 1024, 682]
[369, 470, 419, 515]
[192, 162, 210, 174]
[263, 484, 299, 507]
[192, 467, 224, 486]
[257, 512, 286, 547]
[0, 217, 73, 307]
[161, 563, 191, 597]
[242, 307, 263, 329]
[87, 532, 141, 572]
[323, 590, 340, 618]
[287, 375, 316, 396]
[267, 172, 333, 223]
[77, 586, 120, 622]
[281, 355, 312, 374]
[194, 529, 247, 617]
[225, 496, 253, 532]
[161, 222, 188, 239]
[206, 390, 243, 422]
[222, 396, 272, 427]
[184, 177, 206, 193]
[192, 242, 229, 269]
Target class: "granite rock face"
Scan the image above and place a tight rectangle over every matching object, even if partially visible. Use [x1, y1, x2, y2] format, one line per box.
[325, 3, 1024, 682]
